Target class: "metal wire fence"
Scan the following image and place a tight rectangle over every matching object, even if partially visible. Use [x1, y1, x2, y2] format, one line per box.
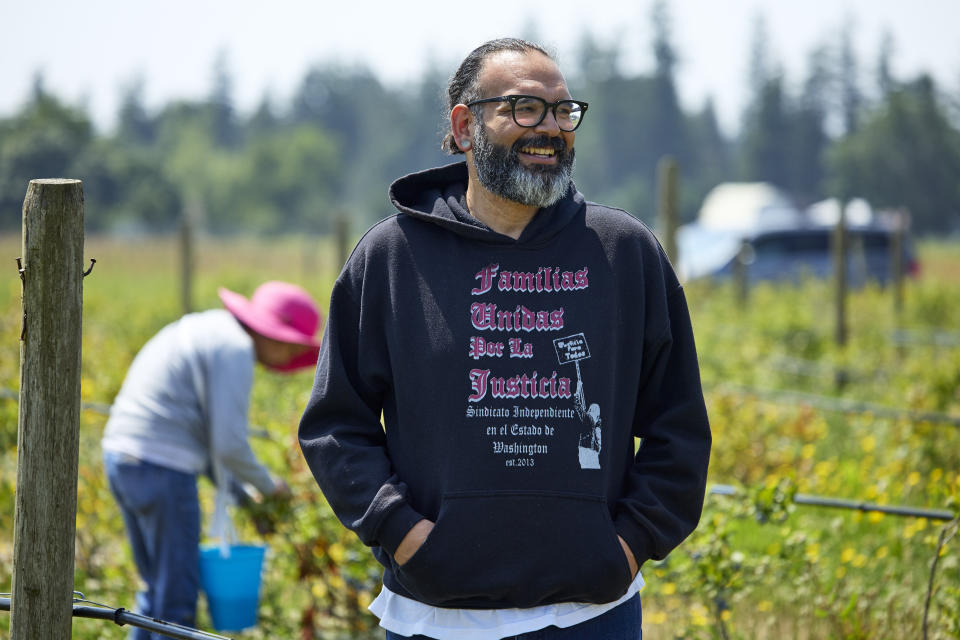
[0, 592, 232, 640]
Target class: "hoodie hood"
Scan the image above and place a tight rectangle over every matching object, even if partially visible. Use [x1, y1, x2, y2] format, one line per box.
[388, 161, 586, 246]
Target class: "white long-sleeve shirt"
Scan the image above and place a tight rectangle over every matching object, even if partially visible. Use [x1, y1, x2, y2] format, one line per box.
[102, 309, 275, 494]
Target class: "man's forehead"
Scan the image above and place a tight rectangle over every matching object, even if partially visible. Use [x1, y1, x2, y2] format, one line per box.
[477, 50, 569, 97]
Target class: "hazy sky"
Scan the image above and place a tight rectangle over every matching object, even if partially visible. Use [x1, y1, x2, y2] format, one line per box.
[2, 0, 958, 135]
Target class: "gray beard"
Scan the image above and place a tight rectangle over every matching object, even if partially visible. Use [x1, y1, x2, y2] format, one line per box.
[471, 123, 575, 209]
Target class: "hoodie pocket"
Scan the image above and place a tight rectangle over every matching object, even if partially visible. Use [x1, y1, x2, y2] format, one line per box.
[394, 490, 631, 608]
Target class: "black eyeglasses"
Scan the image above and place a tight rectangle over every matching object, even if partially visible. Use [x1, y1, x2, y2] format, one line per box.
[465, 94, 589, 131]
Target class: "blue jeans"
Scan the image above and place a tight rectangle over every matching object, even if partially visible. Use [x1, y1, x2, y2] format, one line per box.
[104, 451, 201, 640]
[384, 593, 642, 639]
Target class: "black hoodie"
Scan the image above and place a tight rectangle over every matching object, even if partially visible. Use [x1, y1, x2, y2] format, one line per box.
[299, 162, 711, 610]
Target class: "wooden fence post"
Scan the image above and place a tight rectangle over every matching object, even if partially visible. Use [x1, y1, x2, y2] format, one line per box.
[657, 157, 679, 266]
[335, 213, 350, 271]
[891, 209, 905, 319]
[11, 179, 85, 640]
[833, 202, 849, 389]
[733, 240, 752, 307]
[179, 199, 200, 315]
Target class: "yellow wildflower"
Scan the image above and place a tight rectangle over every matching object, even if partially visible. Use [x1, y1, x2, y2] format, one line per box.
[328, 542, 347, 564]
[690, 603, 709, 626]
[648, 611, 668, 625]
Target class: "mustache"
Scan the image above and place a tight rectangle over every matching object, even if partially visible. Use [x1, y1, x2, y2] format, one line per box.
[511, 134, 567, 154]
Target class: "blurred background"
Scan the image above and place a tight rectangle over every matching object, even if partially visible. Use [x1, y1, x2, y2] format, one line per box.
[1, 0, 958, 238]
[2, 2, 960, 639]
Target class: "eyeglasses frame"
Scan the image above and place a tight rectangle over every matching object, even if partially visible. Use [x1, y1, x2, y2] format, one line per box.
[464, 94, 590, 131]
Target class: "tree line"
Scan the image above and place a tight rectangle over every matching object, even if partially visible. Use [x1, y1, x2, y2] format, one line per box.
[1, 5, 959, 236]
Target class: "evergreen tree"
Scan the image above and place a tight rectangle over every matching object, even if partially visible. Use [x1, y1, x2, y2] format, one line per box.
[0, 85, 93, 230]
[649, 0, 686, 164]
[572, 31, 620, 84]
[746, 14, 773, 98]
[403, 63, 454, 173]
[117, 76, 155, 145]
[209, 51, 240, 148]
[827, 75, 960, 233]
[685, 99, 733, 220]
[248, 92, 281, 137]
[876, 30, 896, 99]
[4, 15, 957, 238]
[740, 16, 791, 188]
[72, 139, 182, 232]
[741, 74, 790, 189]
[789, 45, 831, 204]
[567, 34, 641, 209]
[231, 124, 339, 233]
[838, 19, 863, 135]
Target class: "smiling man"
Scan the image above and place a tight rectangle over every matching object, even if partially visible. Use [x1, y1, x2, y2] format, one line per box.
[451, 43, 580, 238]
[299, 38, 711, 640]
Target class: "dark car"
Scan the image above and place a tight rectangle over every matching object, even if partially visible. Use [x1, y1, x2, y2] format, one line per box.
[678, 224, 919, 287]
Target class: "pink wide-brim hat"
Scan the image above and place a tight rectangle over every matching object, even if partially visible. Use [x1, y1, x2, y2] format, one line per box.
[218, 281, 323, 372]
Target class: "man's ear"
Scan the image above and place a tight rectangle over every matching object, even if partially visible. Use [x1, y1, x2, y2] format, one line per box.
[450, 103, 474, 152]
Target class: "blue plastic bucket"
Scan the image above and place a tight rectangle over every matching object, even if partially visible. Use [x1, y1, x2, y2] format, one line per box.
[199, 544, 267, 631]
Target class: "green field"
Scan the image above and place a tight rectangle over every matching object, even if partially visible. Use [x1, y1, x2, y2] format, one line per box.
[1, 234, 958, 639]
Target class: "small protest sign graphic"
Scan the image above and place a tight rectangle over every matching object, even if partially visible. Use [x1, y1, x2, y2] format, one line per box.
[554, 333, 602, 469]
[553, 333, 590, 364]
